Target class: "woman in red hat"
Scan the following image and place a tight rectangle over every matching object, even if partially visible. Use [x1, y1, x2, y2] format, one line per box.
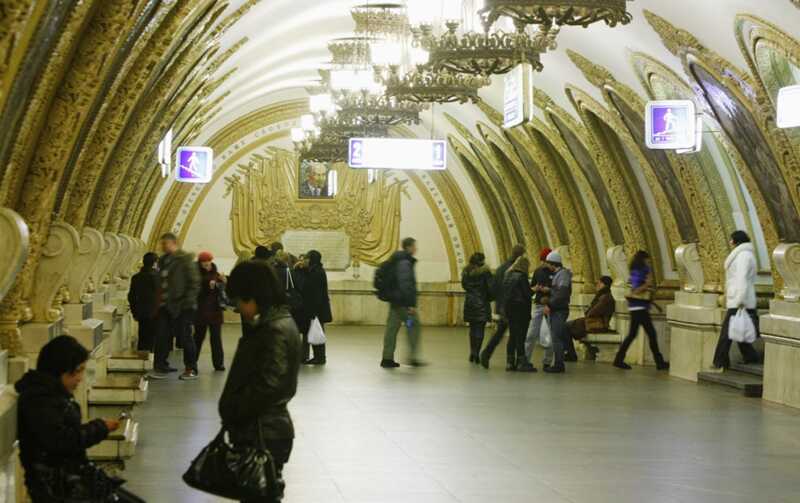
[195, 251, 227, 371]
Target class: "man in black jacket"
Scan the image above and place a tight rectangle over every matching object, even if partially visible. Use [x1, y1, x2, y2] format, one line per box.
[128, 252, 160, 352]
[479, 244, 525, 369]
[380, 237, 423, 368]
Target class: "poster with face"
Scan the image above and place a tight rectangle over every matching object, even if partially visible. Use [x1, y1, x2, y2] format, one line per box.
[299, 160, 333, 199]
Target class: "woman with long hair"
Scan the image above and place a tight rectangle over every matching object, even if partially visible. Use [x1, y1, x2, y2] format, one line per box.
[461, 252, 494, 363]
[613, 250, 669, 370]
[713, 230, 761, 368]
[502, 256, 535, 372]
[302, 250, 333, 365]
[194, 251, 227, 372]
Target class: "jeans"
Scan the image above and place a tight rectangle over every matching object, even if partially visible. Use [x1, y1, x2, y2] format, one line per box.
[713, 308, 760, 368]
[543, 309, 569, 368]
[194, 323, 224, 370]
[468, 322, 486, 357]
[136, 317, 156, 352]
[382, 305, 420, 361]
[524, 304, 545, 362]
[154, 309, 198, 371]
[615, 309, 664, 364]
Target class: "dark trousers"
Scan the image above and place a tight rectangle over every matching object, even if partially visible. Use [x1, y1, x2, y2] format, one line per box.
[546, 309, 570, 368]
[507, 311, 530, 365]
[296, 317, 311, 361]
[482, 317, 508, 362]
[713, 308, 760, 368]
[615, 309, 664, 364]
[136, 317, 157, 352]
[240, 439, 293, 503]
[468, 322, 486, 357]
[194, 323, 224, 370]
[154, 309, 198, 371]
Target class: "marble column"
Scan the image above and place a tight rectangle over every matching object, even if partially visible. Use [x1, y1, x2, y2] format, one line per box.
[760, 243, 800, 408]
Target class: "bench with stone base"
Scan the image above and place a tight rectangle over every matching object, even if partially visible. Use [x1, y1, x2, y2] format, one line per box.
[87, 417, 139, 461]
[107, 350, 153, 374]
[577, 332, 622, 363]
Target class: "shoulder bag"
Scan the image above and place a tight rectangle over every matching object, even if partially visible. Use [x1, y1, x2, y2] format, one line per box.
[285, 269, 304, 312]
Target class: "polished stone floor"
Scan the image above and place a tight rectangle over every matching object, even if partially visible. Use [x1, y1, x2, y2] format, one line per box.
[125, 325, 800, 503]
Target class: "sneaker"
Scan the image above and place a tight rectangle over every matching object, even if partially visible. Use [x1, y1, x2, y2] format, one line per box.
[613, 361, 632, 370]
[179, 369, 198, 380]
[381, 359, 400, 369]
[148, 370, 169, 380]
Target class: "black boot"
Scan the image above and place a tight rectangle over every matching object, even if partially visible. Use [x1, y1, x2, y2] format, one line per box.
[479, 350, 490, 369]
[654, 353, 669, 371]
[312, 344, 327, 365]
[506, 356, 517, 372]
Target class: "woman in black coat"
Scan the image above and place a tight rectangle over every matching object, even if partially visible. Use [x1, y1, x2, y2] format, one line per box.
[461, 252, 494, 364]
[16, 335, 121, 502]
[128, 252, 160, 352]
[502, 256, 535, 372]
[301, 250, 333, 365]
[222, 261, 301, 503]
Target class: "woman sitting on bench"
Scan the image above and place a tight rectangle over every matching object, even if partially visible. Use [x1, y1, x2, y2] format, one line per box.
[568, 276, 615, 360]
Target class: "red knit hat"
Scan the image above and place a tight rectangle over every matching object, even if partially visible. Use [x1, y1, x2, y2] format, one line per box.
[198, 251, 214, 262]
[539, 247, 553, 262]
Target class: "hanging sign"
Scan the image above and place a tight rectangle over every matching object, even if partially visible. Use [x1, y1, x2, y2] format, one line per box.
[645, 100, 697, 150]
[777, 85, 800, 129]
[503, 63, 534, 129]
[348, 138, 447, 171]
[175, 146, 213, 183]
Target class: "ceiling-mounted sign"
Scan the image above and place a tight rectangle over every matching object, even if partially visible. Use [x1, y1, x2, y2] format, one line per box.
[645, 100, 697, 150]
[503, 63, 534, 129]
[777, 85, 800, 129]
[176, 146, 213, 183]
[348, 138, 447, 171]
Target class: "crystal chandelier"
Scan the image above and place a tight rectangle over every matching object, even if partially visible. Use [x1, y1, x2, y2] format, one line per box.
[479, 0, 632, 29]
[407, 0, 558, 76]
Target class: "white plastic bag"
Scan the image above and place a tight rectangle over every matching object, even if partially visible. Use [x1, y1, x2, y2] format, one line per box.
[308, 317, 327, 345]
[728, 308, 756, 344]
[539, 317, 552, 348]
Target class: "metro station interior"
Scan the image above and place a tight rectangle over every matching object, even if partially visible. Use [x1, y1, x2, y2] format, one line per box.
[2, 0, 800, 502]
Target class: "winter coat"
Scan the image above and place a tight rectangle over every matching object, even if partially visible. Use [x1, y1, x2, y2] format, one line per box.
[196, 264, 225, 326]
[547, 267, 573, 312]
[159, 249, 200, 317]
[390, 250, 418, 308]
[128, 267, 159, 321]
[569, 287, 615, 339]
[16, 370, 110, 496]
[461, 265, 494, 323]
[501, 269, 532, 320]
[219, 306, 301, 443]
[302, 264, 332, 323]
[531, 265, 553, 305]
[289, 264, 308, 324]
[492, 257, 515, 314]
[725, 242, 757, 309]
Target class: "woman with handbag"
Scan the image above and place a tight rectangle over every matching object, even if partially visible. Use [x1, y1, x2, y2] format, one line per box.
[568, 276, 616, 359]
[194, 251, 227, 372]
[301, 250, 333, 365]
[206, 260, 301, 503]
[613, 251, 669, 370]
[461, 252, 494, 364]
[712, 230, 761, 369]
[16, 335, 123, 502]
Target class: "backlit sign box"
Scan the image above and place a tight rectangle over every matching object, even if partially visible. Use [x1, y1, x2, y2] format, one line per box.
[645, 100, 697, 150]
[176, 146, 213, 183]
[777, 85, 800, 129]
[348, 138, 447, 171]
[503, 63, 534, 129]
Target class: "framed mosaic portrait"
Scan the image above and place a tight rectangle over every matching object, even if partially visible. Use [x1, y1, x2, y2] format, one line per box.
[298, 160, 336, 199]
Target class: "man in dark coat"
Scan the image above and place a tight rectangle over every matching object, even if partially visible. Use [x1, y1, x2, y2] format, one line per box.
[301, 250, 332, 365]
[128, 252, 160, 352]
[479, 244, 525, 369]
[380, 237, 423, 368]
[522, 247, 553, 365]
[16, 336, 120, 502]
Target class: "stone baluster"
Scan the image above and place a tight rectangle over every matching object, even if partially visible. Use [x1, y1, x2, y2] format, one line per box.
[761, 243, 800, 408]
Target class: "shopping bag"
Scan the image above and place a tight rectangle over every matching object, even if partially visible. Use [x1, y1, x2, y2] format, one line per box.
[539, 317, 552, 348]
[308, 317, 327, 345]
[728, 308, 756, 344]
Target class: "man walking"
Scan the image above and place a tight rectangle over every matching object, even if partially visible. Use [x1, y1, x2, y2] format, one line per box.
[542, 250, 572, 374]
[479, 244, 525, 369]
[380, 237, 424, 368]
[150, 233, 201, 381]
[522, 247, 552, 366]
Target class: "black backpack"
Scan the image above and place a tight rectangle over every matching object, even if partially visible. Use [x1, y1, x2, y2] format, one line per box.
[373, 258, 397, 302]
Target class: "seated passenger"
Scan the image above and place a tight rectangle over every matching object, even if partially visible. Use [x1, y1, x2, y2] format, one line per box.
[221, 260, 301, 502]
[568, 276, 616, 359]
[16, 335, 121, 502]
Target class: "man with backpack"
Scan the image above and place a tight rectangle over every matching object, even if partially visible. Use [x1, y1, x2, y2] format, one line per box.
[376, 237, 424, 369]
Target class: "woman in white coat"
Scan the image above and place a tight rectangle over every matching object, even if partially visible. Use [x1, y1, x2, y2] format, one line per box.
[713, 230, 761, 369]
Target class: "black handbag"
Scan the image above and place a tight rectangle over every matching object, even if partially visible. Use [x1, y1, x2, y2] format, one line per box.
[285, 269, 304, 313]
[183, 423, 277, 500]
[30, 462, 141, 502]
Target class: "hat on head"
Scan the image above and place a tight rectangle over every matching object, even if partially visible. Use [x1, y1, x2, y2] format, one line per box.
[198, 251, 214, 262]
[546, 250, 562, 264]
[539, 247, 553, 262]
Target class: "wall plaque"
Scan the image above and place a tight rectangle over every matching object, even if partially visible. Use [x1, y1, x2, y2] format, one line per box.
[282, 230, 351, 271]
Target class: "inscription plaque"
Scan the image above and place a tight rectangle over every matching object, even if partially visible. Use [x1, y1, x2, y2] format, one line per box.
[282, 230, 351, 271]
